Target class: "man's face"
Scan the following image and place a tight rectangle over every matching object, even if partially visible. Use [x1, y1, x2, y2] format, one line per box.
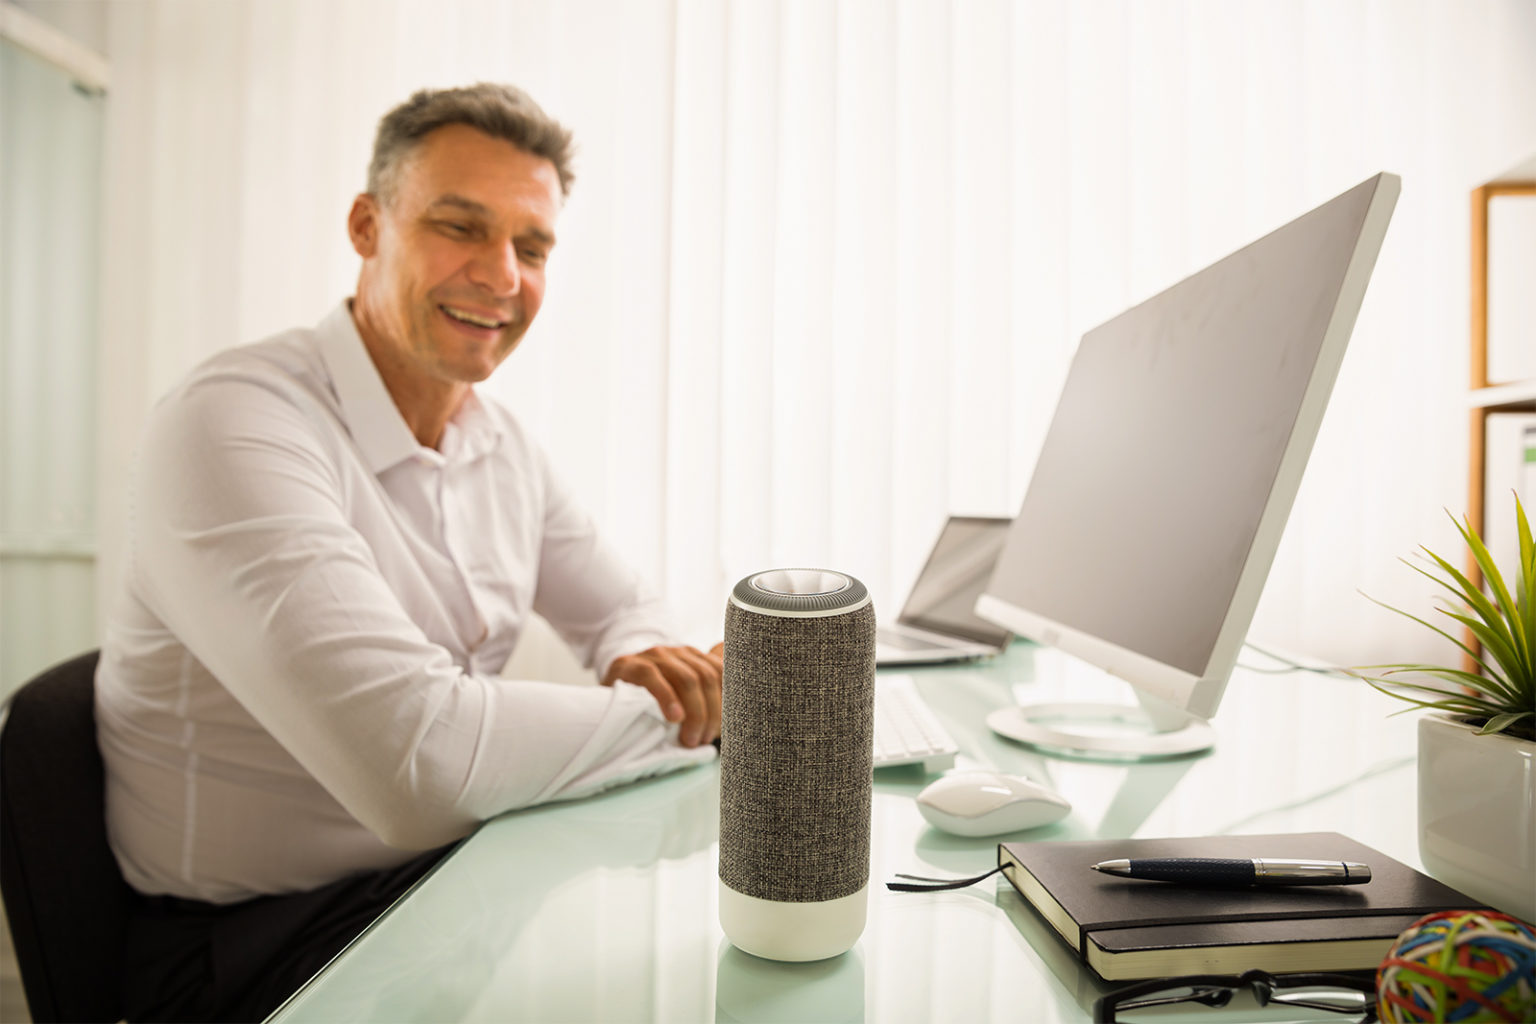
[349, 124, 562, 387]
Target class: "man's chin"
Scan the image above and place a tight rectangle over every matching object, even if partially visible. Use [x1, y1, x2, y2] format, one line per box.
[459, 343, 523, 383]
[447, 358, 502, 384]
[427, 325, 524, 379]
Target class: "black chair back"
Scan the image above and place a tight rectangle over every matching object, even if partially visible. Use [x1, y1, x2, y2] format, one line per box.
[0, 650, 132, 1023]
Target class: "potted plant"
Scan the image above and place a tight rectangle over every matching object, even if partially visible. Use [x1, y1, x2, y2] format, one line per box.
[1357, 494, 1535, 922]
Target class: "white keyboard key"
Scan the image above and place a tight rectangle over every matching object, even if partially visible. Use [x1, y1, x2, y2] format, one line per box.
[873, 675, 958, 772]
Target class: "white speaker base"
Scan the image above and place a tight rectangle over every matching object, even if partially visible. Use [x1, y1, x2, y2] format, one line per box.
[719, 882, 868, 962]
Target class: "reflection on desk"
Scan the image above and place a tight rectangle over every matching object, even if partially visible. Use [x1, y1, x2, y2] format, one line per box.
[268, 641, 1420, 1023]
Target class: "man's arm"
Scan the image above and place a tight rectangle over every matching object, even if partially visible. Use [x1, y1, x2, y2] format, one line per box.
[129, 374, 711, 852]
[526, 462, 723, 747]
[601, 643, 723, 748]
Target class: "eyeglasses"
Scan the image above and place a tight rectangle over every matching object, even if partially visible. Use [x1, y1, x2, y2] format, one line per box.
[1094, 969, 1378, 1023]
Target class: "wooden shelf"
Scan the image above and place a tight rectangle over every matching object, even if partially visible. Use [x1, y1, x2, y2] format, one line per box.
[1470, 380, 1536, 412]
[1465, 166, 1535, 667]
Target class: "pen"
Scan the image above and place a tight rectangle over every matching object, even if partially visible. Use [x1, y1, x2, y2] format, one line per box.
[1090, 857, 1372, 886]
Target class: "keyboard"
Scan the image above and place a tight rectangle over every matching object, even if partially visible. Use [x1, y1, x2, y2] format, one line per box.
[872, 675, 958, 771]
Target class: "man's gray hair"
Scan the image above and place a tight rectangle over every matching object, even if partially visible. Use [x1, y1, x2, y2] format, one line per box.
[367, 83, 575, 202]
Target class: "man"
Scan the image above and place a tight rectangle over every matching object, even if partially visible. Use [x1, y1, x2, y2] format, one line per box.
[96, 83, 722, 1021]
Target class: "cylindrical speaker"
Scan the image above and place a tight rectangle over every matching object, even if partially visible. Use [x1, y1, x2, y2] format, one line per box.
[718, 568, 876, 962]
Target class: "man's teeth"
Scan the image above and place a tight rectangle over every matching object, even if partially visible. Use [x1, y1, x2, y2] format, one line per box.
[442, 305, 505, 329]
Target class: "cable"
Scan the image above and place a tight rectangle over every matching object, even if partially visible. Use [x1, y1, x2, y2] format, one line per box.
[1239, 643, 1358, 679]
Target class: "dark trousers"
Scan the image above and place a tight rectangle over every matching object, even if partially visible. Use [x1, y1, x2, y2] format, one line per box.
[122, 846, 451, 1023]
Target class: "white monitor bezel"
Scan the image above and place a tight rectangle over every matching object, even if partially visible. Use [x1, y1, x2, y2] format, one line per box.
[977, 172, 1401, 725]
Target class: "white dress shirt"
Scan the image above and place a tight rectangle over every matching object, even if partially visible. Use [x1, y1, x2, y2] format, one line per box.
[96, 302, 714, 904]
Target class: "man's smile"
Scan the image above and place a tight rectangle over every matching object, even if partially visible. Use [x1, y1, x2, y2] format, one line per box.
[439, 303, 510, 330]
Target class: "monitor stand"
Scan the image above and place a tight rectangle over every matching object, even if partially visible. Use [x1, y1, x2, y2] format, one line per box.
[986, 688, 1215, 760]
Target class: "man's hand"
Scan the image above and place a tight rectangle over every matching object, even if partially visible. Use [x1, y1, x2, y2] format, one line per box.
[602, 643, 724, 748]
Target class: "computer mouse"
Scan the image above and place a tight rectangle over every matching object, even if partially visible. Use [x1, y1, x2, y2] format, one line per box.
[915, 771, 1071, 837]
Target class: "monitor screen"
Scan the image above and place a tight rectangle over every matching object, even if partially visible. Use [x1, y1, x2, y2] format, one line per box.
[976, 172, 1399, 742]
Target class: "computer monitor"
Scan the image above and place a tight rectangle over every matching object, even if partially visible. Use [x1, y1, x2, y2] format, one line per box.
[975, 172, 1401, 759]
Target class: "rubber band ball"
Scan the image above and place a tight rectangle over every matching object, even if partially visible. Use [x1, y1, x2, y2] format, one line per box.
[1376, 910, 1535, 1023]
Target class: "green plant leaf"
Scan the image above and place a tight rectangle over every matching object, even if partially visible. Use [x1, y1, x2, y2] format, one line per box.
[1399, 551, 1486, 620]
[1377, 689, 1506, 718]
[1517, 494, 1535, 647]
[1361, 663, 1485, 684]
[1359, 493, 1535, 735]
[1361, 592, 1482, 661]
[1395, 553, 1516, 672]
[1359, 591, 1500, 679]
[1414, 507, 1534, 695]
[1451, 508, 1530, 672]
[1513, 494, 1536, 698]
[1370, 672, 1523, 712]
[1435, 610, 1520, 688]
[1480, 711, 1534, 735]
[1364, 672, 1483, 703]
[1414, 543, 1508, 643]
[1376, 663, 1519, 703]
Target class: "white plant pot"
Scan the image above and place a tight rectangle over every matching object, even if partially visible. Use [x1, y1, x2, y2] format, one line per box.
[1417, 713, 1536, 923]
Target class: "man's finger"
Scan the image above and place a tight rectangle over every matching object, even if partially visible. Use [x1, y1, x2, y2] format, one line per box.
[656, 648, 708, 746]
[671, 645, 723, 743]
[604, 655, 683, 724]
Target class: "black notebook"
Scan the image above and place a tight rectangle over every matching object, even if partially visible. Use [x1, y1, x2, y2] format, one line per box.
[998, 831, 1484, 981]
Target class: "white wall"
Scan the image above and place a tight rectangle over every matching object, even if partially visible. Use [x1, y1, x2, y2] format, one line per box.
[89, 0, 1536, 675]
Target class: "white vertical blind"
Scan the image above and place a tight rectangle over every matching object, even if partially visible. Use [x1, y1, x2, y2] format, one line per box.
[93, 0, 1536, 670]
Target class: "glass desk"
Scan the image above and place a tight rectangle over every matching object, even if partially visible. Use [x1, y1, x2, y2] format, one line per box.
[268, 642, 1420, 1023]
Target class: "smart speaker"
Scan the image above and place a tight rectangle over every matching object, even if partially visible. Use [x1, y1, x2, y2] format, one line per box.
[718, 568, 876, 962]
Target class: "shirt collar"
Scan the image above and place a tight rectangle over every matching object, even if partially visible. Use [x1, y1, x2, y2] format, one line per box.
[316, 302, 419, 473]
[316, 302, 505, 473]
[438, 390, 503, 463]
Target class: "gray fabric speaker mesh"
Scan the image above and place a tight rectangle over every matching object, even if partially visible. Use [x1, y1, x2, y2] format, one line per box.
[718, 599, 876, 903]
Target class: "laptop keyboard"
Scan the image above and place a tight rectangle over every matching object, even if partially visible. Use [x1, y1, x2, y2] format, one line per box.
[872, 675, 958, 771]
[877, 629, 943, 652]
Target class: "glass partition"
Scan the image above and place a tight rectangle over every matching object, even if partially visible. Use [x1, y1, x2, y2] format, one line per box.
[0, 36, 105, 699]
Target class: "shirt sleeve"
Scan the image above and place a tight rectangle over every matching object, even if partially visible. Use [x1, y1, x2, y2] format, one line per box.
[527, 457, 682, 679]
[129, 373, 712, 853]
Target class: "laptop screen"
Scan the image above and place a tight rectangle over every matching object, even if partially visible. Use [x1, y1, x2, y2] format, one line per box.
[898, 516, 1014, 646]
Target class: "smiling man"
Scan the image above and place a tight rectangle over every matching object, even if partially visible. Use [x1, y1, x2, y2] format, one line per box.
[349, 122, 557, 444]
[95, 84, 722, 1022]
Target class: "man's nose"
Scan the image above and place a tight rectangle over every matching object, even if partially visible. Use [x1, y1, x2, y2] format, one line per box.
[473, 241, 521, 296]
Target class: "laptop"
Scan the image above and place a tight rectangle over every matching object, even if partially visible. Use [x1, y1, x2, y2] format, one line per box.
[876, 515, 1013, 666]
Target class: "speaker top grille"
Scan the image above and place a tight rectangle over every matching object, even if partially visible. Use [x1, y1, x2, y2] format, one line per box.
[730, 569, 871, 618]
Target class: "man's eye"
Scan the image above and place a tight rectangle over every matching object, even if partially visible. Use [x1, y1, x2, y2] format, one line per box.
[440, 221, 472, 237]
[520, 249, 547, 266]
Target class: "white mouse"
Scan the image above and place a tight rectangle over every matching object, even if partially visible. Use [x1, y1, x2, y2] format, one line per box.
[916, 771, 1072, 837]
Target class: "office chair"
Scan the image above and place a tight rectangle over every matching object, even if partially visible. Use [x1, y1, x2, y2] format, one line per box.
[0, 650, 135, 1023]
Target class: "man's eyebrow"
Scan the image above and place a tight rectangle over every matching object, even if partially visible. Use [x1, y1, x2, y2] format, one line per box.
[425, 194, 493, 219]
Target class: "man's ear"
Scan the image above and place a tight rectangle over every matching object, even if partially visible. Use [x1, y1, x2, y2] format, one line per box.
[348, 194, 381, 258]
